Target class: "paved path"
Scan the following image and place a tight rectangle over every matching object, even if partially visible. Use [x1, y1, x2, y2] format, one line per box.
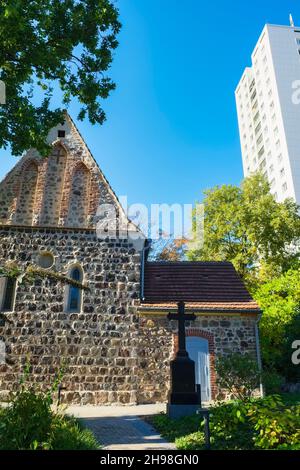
[67, 404, 175, 450]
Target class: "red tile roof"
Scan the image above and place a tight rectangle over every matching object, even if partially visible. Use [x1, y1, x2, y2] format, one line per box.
[140, 262, 260, 313]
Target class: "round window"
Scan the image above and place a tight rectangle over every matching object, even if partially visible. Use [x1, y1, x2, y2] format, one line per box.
[38, 252, 54, 269]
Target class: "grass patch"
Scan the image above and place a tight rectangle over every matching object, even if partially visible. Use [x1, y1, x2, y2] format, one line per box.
[150, 413, 200, 443]
[48, 415, 100, 450]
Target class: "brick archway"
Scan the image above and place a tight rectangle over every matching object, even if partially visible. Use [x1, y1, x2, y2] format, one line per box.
[173, 328, 217, 400]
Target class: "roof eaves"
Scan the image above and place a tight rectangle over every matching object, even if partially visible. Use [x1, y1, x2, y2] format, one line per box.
[139, 305, 261, 315]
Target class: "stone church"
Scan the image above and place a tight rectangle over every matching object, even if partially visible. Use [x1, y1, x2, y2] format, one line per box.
[0, 114, 261, 405]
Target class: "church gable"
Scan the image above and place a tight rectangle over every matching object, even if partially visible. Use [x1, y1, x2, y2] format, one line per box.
[0, 114, 125, 229]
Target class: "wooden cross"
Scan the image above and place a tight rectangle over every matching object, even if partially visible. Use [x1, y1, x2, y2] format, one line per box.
[168, 301, 196, 357]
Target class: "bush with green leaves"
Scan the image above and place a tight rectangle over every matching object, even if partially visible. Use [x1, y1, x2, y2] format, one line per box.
[152, 395, 300, 450]
[208, 400, 253, 450]
[0, 388, 99, 450]
[0, 364, 99, 450]
[0, 388, 53, 449]
[215, 353, 261, 401]
[209, 395, 300, 450]
[47, 415, 100, 451]
[262, 369, 284, 395]
[152, 404, 253, 451]
[176, 432, 205, 450]
[247, 395, 300, 449]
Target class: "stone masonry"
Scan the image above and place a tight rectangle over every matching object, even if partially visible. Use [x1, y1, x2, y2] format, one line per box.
[137, 314, 258, 403]
[0, 114, 144, 404]
[0, 226, 141, 405]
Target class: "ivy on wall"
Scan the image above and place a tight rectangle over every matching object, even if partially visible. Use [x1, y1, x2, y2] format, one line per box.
[0, 262, 89, 291]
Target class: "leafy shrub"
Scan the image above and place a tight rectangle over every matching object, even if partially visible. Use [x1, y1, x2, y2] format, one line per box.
[0, 388, 53, 449]
[247, 395, 300, 449]
[262, 369, 284, 395]
[176, 432, 205, 450]
[208, 401, 254, 450]
[215, 353, 261, 401]
[210, 396, 300, 450]
[0, 389, 99, 450]
[276, 443, 300, 450]
[0, 364, 99, 450]
[152, 395, 300, 450]
[49, 415, 99, 450]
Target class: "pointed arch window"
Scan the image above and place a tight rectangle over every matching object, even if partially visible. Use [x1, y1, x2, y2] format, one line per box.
[67, 266, 83, 312]
[41, 144, 67, 226]
[15, 161, 39, 225]
[0, 277, 16, 312]
[67, 163, 91, 228]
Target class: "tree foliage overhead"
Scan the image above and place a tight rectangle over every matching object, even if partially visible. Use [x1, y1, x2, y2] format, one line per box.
[254, 269, 300, 382]
[0, 0, 121, 156]
[188, 174, 300, 285]
[148, 236, 187, 262]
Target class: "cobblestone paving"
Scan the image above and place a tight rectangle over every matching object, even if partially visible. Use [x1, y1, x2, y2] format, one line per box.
[68, 404, 175, 450]
[82, 416, 175, 450]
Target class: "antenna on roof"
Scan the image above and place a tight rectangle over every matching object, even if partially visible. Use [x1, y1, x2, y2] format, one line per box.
[289, 13, 295, 27]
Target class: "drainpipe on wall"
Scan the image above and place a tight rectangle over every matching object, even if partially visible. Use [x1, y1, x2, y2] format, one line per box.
[140, 239, 151, 301]
[140, 247, 145, 301]
[255, 311, 264, 397]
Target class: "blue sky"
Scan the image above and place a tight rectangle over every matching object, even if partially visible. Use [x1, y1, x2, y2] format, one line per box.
[1, 0, 299, 209]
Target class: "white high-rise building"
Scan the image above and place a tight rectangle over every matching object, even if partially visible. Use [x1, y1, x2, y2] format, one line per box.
[235, 20, 300, 204]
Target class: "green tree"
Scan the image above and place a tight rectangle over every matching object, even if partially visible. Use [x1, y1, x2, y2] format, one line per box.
[188, 174, 300, 286]
[215, 353, 261, 401]
[254, 269, 300, 381]
[0, 0, 121, 156]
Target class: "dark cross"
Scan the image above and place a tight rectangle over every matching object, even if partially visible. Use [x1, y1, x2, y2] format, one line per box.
[168, 301, 196, 358]
[167, 300, 200, 408]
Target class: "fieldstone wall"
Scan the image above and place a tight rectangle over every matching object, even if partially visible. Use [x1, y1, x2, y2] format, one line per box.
[137, 313, 259, 403]
[0, 226, 141, 405]
[0, 114, 123, 229]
